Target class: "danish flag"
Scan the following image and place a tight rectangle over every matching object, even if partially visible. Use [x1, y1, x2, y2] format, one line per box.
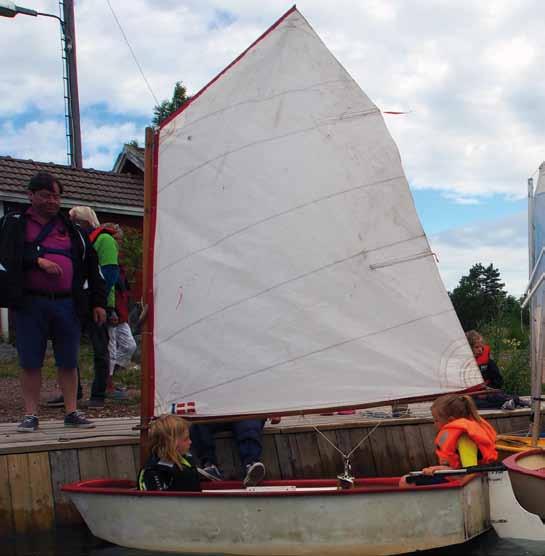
[171, 401, 196, 415]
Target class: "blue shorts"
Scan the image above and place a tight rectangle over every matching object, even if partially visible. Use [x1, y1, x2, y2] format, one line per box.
[15, 296, 81, 369]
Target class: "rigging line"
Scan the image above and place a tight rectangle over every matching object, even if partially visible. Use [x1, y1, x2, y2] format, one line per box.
[309, 420, 381, 460]
[105, 0, 160, 106]
[172, 307, 455, 400]
[156, 174, 406, 275]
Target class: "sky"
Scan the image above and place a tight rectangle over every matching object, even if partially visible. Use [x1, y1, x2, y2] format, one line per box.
[0, 0, 541, 296]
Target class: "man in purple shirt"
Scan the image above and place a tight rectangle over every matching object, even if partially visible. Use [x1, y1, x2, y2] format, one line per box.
[0, 172, 107, 432]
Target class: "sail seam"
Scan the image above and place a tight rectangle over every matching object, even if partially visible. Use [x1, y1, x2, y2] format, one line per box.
[156, 173, 406, 275]
[369, 250, 436, 270]
[160, 78, 357, 154]
[167, 307, 455, 399]
[158, 107, 383, 193]
[157, 233, 429, 346]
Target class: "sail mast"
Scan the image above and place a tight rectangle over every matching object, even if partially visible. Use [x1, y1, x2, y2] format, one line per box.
[139, 126, 157, 461]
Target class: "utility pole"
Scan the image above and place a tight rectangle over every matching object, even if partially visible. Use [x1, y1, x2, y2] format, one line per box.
[62, 0, 82, 168]
[0, 1, 83, 168]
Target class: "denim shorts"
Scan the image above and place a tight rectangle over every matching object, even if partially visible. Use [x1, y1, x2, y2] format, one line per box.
[15, 295, 81, 369]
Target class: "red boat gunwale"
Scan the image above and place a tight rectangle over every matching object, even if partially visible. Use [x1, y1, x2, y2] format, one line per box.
[62, 475, 478, 498]
[503, 449, 545, 479]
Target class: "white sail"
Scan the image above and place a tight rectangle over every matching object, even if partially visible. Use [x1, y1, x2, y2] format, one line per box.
[151, 8, 480, 417]
[530, 163, 545, 382]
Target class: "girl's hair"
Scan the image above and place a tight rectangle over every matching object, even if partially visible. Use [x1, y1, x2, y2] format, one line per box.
[148, 414, 190, 470]
[465, 330, 483, 348]
[432, 394, 481, 423]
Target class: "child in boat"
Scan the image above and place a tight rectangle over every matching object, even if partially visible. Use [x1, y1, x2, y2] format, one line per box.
[400, 394, 498, 486]
[138, 414, 201, 492]
[466, 330, 529, 410]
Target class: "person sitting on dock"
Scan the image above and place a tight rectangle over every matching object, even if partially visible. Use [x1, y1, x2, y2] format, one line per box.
[190, 419, 266, 486]
[466, 330, 530, 410]
[138, 414, 201, 491]
[400, 394, 498, 486]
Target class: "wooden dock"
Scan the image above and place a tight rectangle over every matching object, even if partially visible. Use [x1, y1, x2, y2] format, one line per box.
[0, 408, 534, 537]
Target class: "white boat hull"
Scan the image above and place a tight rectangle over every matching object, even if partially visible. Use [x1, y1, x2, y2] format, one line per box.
[64, 476, 489, 555]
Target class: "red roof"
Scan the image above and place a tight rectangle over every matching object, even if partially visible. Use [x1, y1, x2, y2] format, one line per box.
[0, 156, 143, 210]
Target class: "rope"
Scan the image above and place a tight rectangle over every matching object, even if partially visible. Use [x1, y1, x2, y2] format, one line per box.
[310, 421, 381, 460]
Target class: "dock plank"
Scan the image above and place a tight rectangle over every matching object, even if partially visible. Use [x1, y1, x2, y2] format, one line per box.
[78, 447, 109, 480]
[106, 446, 137, 480]
[7, 453, 34, 533]
[27, 452, 55, 531]
[49, 449, 82, 526]
[0, 455, 14, 536]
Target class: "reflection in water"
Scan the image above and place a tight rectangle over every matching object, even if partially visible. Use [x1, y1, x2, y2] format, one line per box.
[3, 528, 545, 556]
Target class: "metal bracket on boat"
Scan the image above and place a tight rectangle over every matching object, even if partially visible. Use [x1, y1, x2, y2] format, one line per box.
[337, 457, 355, 490]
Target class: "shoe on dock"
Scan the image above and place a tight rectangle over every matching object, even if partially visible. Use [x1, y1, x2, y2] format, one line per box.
[17, 415, 39, 433]
[64, 411, 95, 429]
[501, 399, 516, 411]
[243, 461, 266, 487]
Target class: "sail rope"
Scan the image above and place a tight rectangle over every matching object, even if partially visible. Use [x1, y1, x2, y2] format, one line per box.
[309, 421, 381, 460]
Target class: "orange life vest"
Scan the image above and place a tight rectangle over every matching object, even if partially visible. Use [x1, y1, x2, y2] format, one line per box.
[88, 225, 117, 244]
[475, 344, 491, 366]
[435, 417, 497, 469]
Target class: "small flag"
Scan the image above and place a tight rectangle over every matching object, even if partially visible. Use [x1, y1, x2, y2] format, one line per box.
[171, 401, 197, 415]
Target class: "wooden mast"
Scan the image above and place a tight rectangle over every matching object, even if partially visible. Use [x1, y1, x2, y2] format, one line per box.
[139, 127, 156, 462]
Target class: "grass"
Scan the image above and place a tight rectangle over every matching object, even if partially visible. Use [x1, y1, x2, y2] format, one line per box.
[0, 339, 141, 390]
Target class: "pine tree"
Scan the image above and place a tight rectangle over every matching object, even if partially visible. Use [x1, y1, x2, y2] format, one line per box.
[152, 82, 190, 127]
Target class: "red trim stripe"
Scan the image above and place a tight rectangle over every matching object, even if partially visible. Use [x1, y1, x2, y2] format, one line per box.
[159, 5, 298, 130]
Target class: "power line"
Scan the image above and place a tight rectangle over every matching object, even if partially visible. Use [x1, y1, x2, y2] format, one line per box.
[105, 0, 160, 105]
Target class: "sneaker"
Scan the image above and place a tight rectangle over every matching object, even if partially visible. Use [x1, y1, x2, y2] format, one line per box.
[516, 397, 532, 408]
[64, 411, 95, 429]
[105, 387, 129, 400]
[17, 415, 39, 433]
[243, 461, 266, 487]
[501, 399, 516, 411]
[199, 464, 224, 481]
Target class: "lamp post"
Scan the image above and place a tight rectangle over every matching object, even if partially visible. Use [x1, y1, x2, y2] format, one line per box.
[0, 1, 83, 168]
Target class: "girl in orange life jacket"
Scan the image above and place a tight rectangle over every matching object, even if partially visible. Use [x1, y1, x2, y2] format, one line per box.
[138, 414, 201, 492]
[399, 394, 497, 487]
[427, 394, 498, 473]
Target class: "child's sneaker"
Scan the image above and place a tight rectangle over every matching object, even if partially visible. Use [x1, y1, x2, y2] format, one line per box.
[501, 399, 516, 411]
[17, 415, 39, 433]
[199, 464, 224, 481]
[243, 462, 266, 487]
[64, 411, 95, 428]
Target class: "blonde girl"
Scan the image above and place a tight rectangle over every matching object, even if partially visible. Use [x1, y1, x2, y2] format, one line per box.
[138, 414, 201, 491]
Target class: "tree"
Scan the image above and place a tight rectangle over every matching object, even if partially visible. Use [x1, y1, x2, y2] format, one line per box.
[449, 263, 507, 330]
[152, 81, 190, 126]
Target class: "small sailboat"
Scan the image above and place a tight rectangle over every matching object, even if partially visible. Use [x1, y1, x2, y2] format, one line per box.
[64, 7, 492, 554]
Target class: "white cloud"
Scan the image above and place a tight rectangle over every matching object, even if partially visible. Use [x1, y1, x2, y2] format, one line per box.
[1, 0, 544, 188]
[430, 211, 528, 296]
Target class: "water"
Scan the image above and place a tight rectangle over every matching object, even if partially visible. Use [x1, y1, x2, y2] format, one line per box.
[2, 528, 544, 556]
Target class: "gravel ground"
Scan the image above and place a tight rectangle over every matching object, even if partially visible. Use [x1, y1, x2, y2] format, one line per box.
[0, 376, 139, 423]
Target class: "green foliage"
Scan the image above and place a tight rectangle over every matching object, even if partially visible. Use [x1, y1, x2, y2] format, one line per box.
[119, 226, 143, 289]
[450, 262, 531, 395]
[152, 81, 190, 127]
[449, 263, 507, 330]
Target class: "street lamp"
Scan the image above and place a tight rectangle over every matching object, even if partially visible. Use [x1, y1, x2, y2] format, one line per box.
[0, 1, 83, 168]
